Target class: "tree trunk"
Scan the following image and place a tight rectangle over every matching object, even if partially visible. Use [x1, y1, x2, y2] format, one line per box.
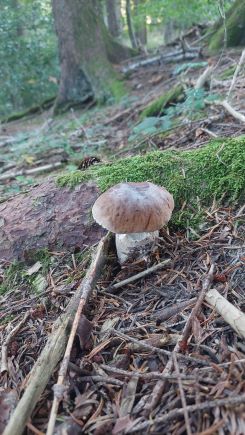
[106, 0, 122, 38]
[0, 180, 105, 262]
[208, 0, 245, 51]
[133, 0, 147, 46]
[126, 0, 138, 49]
[52, 0, 122, 113]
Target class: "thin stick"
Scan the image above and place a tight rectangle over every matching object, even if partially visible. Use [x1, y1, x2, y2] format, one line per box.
[112, 330, 209, 366]
[110, 259, 171, 291]
[179, 264, 215, 349]
[220, 100, 245, 124]
[46, 298, 86, 435]
[3, 235, 110, 435]
[227, 49, 245, 101]
[173, 353, 192, 435]
[1, 311, 30, 373]
[205, 288, 245, 339]
[0, 162, 63, 181]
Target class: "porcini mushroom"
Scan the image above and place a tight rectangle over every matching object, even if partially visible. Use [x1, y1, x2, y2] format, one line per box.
[92, 181, 174, 264]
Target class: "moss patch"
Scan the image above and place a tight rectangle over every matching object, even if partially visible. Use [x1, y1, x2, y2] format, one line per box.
[57, 136, 245, 227]
[140, 84, 184, 119]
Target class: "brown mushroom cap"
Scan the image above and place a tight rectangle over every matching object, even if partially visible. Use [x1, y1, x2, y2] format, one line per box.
[92, 182, 174, 234]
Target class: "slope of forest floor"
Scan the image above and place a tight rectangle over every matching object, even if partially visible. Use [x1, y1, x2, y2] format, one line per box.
[0, 37, 245, 435]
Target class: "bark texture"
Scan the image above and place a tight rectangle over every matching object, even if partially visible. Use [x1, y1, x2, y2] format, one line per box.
[208, 0, 245, 51]
[106, 0, 122, 38]
[0, 179, 105, 262]
[134, 0, 147, 46]
[52, 0, 119, 112]
[126, 0, 138, 49]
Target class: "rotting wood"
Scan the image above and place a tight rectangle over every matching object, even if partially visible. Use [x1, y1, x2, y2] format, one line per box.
[3, 234, 111, 435]
[205, 288, 245, 339]
[122, 48, 200, 74]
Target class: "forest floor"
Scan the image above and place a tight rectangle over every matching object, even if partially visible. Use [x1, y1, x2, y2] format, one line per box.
[0, 34, 245, 435]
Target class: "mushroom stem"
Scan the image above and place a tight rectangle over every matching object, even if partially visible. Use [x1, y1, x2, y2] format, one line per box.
[115, 231, 159, 264]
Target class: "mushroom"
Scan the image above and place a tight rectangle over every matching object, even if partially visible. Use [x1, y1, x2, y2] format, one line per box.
[92, 181, 174, 264]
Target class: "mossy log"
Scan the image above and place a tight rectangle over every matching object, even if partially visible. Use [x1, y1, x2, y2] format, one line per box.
[140, 84, 184, 119]
[208, 0, 245, 51]
[0, 137, 244, 261]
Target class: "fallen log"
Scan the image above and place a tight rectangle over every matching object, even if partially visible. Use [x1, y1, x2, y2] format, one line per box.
[0, 179, 105, 261]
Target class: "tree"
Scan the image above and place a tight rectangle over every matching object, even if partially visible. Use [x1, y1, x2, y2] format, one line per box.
[52, 0, 129, 113]
[133, 0, 147, 47]
[208, 0, 245, 51]
[106, 0, 122, 38]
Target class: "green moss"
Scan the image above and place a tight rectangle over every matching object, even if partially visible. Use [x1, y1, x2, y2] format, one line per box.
[140, 84, 184, 119]
[57, 136, 245, 227]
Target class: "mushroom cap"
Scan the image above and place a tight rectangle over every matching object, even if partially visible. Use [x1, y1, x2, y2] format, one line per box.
[92, 182, 174, 234]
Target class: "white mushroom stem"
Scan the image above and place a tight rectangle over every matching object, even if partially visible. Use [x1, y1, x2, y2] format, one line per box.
[116, 231, 159, 264]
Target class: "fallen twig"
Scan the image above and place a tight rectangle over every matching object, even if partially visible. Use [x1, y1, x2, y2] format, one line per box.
[0, 162, 63, 181]
[0, 311, 30, 373]
[227, 49, 245, 101]
[205, 288, 245, 339]
[195, 65, 214, 89]
[110, 259, 171, 291]
[3, 234, 111, 435]
[112, 330, 209, 366]
[173, 352, 192, 435]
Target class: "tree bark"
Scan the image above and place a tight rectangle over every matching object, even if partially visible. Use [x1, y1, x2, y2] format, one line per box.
[106, 0, 122, 38]
[0, 179, 105, 262]
[133, 0, 147, 46]
[52, 0, 121, 113]
[126, 0, 138, 49]
[208, 0, 245, 51]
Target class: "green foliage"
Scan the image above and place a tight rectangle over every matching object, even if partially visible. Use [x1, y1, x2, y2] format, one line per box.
[131, 87, 216, 141]
[138, 0, 227, 29]
[57, 136, 245, 228]
[0, 0, 59, 117]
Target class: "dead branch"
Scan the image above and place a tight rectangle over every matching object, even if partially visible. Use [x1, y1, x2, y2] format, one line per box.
[110, 259, 171, 291]
[155, 298, 196, 323]
[0, 162, 63, 181]
[112, 330, 209, 366]
[122, 49, 200, 74]
[0, 312, 30, 373]
[205, 288, 245, 339]
[220, 100, 245, 123]
[3, 234, 111, 435]
[173, 353, 192, 435]
[195, 65, 214, 89]
[46, 298, 87, 435]
[227, 49, 245, 101]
